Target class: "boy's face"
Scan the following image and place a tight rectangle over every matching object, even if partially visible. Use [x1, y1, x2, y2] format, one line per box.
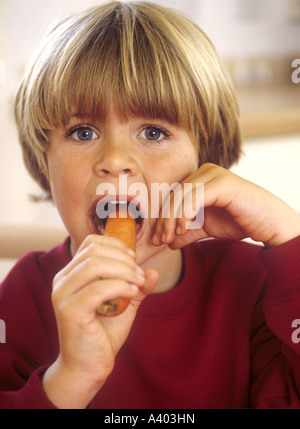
[47, 103, 198, 265]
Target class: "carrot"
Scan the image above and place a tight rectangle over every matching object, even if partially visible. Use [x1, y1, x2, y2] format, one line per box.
[97, 206, 136, 317]
[104, 207, 136, 252]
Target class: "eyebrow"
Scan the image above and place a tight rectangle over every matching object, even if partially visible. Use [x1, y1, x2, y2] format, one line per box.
[64, 114, 95, 126]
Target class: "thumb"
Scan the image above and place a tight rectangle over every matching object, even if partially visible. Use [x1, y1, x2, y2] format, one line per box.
[143, 268, 159, 294]
[130, 268, 159, 309]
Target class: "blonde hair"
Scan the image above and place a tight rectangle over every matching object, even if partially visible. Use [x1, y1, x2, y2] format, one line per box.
[15, 0, 241, 198]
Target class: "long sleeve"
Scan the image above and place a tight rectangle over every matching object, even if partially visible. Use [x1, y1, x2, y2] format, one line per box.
[0, 240, 70, 409]
[250, 236, 300, 408]
[0, 363, 56, 409]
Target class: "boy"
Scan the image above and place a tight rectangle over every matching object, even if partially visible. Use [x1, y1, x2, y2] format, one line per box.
[0, 1, 300, 409]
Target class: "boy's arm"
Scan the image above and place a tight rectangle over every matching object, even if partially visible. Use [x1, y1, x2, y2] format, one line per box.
[0, 240, 157, 409]
[0, 254, 60, 409]
[41, 235, 158, 409]
[153, 162, 300, 407]
[249, 236, 300, 408]
[153, 163, 300, 249]
[0, 347, 93, 409]
[0, 360, 57, 409]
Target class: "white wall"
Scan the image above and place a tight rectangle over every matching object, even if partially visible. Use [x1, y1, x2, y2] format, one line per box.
[231, 134, 300, 215]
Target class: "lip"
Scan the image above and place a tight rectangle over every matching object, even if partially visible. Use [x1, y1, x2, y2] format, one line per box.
[88, 194, 146, 242]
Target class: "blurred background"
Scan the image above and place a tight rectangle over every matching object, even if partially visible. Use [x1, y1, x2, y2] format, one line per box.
[0, 0, 300, 280]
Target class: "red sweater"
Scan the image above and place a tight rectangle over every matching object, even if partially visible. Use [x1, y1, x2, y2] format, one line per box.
[0, 236, 300, 409]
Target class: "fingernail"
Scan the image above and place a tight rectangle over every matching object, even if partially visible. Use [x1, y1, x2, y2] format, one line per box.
[152, 233, 160, 245]
[127, 248, 136, 258]
[136, 266, 145, 277]
[176, 225, 186, 235]
[130, 285, 139, 293]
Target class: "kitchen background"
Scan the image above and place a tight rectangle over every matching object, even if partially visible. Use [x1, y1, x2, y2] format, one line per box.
[0, 0, 300, 280]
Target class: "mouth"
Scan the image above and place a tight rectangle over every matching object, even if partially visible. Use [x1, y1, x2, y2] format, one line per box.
[90, 197, 144, 236]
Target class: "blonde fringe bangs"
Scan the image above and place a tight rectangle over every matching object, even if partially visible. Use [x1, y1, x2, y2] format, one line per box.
[15, 1, 241, 197]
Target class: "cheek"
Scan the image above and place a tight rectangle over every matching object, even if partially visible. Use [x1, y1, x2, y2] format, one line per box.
[156, 150, 198, 184]
[47, 154, 86, 210]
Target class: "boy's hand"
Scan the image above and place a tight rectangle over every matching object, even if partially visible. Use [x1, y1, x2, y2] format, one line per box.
[152, 163, 300, 249]
[42, 234, 158, 408]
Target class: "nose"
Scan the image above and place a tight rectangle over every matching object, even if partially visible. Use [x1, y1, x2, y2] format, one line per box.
[93, 142, 138, 179]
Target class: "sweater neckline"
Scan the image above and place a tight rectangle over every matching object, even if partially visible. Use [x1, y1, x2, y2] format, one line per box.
[136, 243, 203, 319]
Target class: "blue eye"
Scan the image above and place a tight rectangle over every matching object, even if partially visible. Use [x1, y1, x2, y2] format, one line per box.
[69, 126, 98, 141]
[139, 126, 168, 142]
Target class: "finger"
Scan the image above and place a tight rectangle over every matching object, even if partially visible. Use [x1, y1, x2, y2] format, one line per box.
[159, 214, 178, 245]
[153, 180, 204, 244]
[75, 239, 137, 271]
[78, 234, 134, 254]
[152, 214, 178, 246]
[129, 268, 159, 309]
[143, 268, 159, 294]
[152, 186, 180, 245]
[56, 235, 137, 280]
[168, 228, 208, 250]
[152, 216, 164, 246]
[53, 256, 145, 300]
[57, 279, 140, 320]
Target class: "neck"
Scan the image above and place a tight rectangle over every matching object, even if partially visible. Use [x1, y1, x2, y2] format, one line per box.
[141, 247, 183, 293]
